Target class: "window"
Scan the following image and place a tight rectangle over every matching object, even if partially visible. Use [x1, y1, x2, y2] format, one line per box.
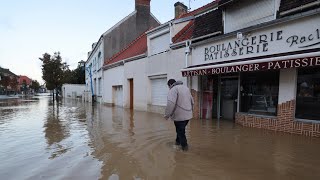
[149, 33, 170, 56]
[240, 71, 279, 116]
[200, 76, 218, 119]
[296, 67, 320, 120]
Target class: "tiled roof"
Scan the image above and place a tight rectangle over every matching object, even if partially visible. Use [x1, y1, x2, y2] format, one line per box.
[104, 31, 148, 65]
[177, 1, 218, 19]
[173, 7, 223, 44]
[0, 67, 17, 77]
[279, 0, 319, 13]
[172, 20, 194, 43]
[193, 9, 223, 39]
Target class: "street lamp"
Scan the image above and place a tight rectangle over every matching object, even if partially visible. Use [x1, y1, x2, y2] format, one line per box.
[78, 60, 95, 104]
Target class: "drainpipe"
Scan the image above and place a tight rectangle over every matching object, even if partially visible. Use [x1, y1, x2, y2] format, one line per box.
[185, 40, 191, 67]
[169, 21, 173, 44]
[185, 40, 192, 88]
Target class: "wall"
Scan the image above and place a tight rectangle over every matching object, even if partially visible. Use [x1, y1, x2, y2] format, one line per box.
[85, 41, 104, 100]
[124, 58, 148, 111]
[172, 21, 189, 37]
[224, 0, 275, 33]
[147, 48, 186, 83]
[104, 12, 160, 61]
[146, 48, 187, 113]
[102, 65, 125, 105]
[278, 68, 297, 104]
[62, 84, 86, 99]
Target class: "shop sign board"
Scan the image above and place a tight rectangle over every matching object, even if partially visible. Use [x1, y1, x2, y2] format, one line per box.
[182, 56, 320, 77]
[191, 16, 320, 66]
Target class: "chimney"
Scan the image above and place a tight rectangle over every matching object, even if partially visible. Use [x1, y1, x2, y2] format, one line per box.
[174, 2, 188, 18]
[135, 0, 151, 13]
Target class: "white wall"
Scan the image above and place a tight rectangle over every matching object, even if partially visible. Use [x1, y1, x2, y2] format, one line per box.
[149, 33, 170, 56]
[146, 48, 187, 106]
[224, 0, 275, 33]
[62, 84, 86, 99]
[278, 68, 297, 104]
[172, 21, 189, 37]
[124, 58, 148, 111]
[147, 48, 186, 83]
[103, 65, 124, 105]
[86, 39, 104, 97]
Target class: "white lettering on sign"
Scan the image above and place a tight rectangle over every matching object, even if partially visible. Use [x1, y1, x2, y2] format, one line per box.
[182, 56, 320, 77]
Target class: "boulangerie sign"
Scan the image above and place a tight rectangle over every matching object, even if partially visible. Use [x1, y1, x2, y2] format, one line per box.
[191, 15, 320, 66]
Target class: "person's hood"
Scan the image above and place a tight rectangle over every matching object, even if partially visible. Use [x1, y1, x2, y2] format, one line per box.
[170, 81, 183, 89]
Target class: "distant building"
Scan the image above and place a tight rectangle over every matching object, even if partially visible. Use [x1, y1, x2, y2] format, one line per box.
[62, 84, 85, 99]
[18, 75, 32, 94]
[84, 0, 160, 103]
[0, 67, 18, 95]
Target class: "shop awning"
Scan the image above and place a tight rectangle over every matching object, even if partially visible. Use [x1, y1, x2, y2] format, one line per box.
[181, 52, 320, 77]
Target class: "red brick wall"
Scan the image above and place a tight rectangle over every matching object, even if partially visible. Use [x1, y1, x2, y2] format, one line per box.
[236, 100, 320, 137]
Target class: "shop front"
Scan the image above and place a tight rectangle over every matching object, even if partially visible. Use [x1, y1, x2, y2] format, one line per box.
[182, 13, 320, 137]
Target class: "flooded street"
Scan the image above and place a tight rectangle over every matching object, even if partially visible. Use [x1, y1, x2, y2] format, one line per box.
[1, 96, 320, 180]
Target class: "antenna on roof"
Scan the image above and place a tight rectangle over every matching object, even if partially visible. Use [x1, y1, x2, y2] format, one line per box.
[188, 0, 192, 10]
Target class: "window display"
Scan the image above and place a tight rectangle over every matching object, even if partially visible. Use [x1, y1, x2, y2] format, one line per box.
[296, 67, 320, 120]
[240, 71, 279, 116]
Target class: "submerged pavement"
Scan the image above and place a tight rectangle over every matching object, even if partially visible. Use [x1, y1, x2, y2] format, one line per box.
[1, 97, 320, 180]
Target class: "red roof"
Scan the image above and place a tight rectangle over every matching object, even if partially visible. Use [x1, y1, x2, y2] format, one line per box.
[104, 31, 147, 65]
[172, 20, 194, 43]
[177, 1, 218, 19]
[18, 75, 32, 85]
[172, 1, 219, 43]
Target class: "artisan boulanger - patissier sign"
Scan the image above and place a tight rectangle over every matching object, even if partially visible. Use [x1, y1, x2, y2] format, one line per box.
[182, 56, 320, 77]
[190, 16, 320, 66]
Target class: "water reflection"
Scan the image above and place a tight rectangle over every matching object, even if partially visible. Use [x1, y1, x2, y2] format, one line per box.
[43, 103, 71, 159]
[1, 97, 320, 179]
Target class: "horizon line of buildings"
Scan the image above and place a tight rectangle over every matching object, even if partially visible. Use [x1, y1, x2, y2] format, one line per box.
[66, 0, 320, 137]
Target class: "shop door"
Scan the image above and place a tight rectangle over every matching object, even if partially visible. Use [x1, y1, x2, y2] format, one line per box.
[129, 79, 133, 109]
[220, 78, 238, 121]
[115, 86, 123, 107]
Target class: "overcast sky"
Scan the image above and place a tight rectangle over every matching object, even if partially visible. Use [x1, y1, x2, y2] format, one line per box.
[0, 0, 213, 84]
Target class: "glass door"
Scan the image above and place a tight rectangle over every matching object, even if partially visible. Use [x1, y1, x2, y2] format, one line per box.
[220, 77, 239, 121]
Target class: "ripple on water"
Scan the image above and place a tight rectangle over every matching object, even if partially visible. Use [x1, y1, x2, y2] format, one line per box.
[1, 98, 320, 180]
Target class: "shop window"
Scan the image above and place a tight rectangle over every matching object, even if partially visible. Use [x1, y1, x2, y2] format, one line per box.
[296, 67, 320, 120]
[240, 71, 279, 116]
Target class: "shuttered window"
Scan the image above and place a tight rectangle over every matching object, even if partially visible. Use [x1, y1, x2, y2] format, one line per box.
[151, 78, 168, 106]
[114, 86, 123, 107]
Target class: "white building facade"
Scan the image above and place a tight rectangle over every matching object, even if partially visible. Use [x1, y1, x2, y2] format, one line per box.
[62, 84, 86, 99]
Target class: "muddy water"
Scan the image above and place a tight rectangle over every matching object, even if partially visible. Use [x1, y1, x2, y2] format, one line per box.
[1, 97, 320, 180]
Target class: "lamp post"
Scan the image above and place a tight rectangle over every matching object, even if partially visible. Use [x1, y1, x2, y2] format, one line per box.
[78, 60, 95, 104]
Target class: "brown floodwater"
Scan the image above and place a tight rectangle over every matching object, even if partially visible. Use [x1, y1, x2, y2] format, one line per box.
[1, 96, 320, 180]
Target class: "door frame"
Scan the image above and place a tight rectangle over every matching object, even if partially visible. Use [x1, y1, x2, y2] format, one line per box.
[217, 74, 240, 121]
[129, 79, 134, 109]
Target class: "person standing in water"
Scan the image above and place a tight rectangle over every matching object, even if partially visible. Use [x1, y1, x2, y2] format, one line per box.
[164, 79, 194, 151]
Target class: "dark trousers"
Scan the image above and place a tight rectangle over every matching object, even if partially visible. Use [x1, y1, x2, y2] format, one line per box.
[174, 120, 189, 148]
